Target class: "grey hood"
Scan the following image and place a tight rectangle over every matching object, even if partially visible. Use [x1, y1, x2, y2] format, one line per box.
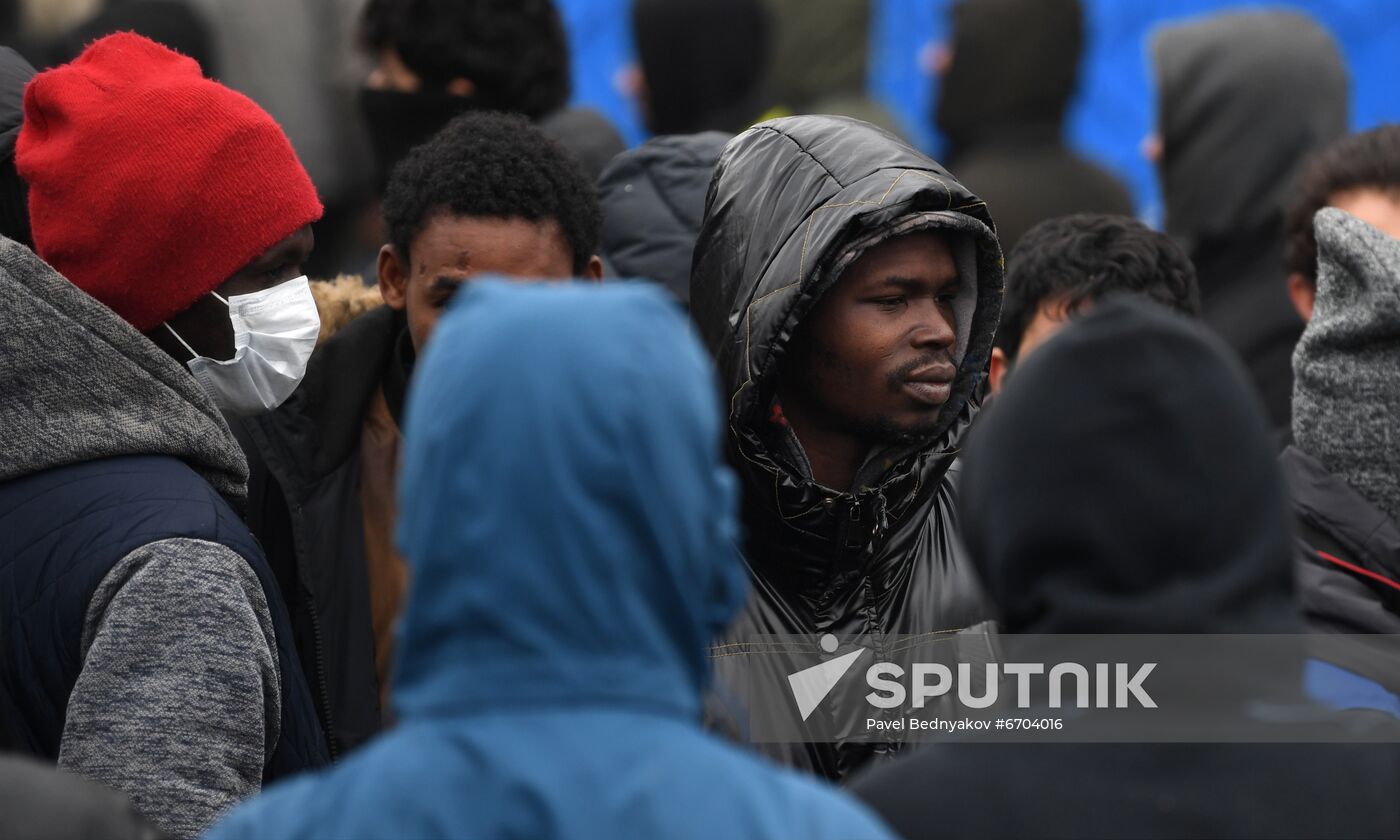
[0, 237, 247, 498]
[1293, 208, 1400, 529]
[1153, 10, 1348, 245]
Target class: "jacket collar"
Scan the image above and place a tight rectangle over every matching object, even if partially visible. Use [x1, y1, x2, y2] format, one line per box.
[1282, 445, 1400, 581]
[252, 304, 405, 486]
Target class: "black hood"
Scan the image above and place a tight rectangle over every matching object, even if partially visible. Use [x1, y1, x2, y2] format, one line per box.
[691, 114, 1002, 522]
[934, 0, 1082, 162]
[632, 0, 771, 136]
[959, 297, 1299, 635]
[767, 0, 869, 108]
[597, 131, 729, 304]
[536, 107, 625, 182]
[1153, 10, 1347, 246]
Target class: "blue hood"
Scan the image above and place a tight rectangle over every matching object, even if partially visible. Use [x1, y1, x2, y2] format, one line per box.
[393, 280, 746, 720]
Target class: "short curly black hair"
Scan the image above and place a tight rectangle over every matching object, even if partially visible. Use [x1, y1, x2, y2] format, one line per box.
[997, 214, 1200, 361]
[383, 111, 600, 275]
[1285, 125, 1400, 285]
[360, 0, 570, 120]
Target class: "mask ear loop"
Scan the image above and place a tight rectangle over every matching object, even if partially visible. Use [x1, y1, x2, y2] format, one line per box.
[162, 292, 232, 361]
[163, 322, 202, 361]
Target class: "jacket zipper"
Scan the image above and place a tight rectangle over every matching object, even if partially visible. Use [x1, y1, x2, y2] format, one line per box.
[304, 585, 340, 761]
[295, 500, 340, 762]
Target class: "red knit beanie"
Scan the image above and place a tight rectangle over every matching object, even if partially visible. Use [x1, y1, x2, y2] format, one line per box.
[15, 33, 322, 332]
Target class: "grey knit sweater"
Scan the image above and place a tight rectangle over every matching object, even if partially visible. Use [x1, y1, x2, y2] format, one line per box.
[0, 237, 280, 838]
[1293, 207, 1400, 529]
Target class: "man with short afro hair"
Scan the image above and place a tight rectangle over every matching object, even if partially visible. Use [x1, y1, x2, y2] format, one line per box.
[381, 110, 602, 350]
[235, 111, 603, 758]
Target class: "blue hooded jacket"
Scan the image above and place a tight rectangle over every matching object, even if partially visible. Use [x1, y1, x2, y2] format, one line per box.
[205, 280, 893, 840]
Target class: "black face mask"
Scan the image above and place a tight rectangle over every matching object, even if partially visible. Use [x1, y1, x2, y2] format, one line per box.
[358, 87, 475, 191]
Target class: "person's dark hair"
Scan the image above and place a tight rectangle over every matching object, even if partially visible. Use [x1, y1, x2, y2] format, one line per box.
[1285, 124, 1400, 285]
[996, 214, 1200, 360]
[360, 0, 570, 120]
[383, 111, 600, 275]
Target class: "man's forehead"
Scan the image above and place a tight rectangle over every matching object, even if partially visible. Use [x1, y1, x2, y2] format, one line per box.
[840, 230, 959, 283]
[413, 213, 557, 245]
[1017, 296, 1080, 361]
[410, 214, 570, 276]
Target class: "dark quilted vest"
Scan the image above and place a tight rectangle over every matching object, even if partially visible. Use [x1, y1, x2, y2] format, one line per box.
[0, 454, 328, 779]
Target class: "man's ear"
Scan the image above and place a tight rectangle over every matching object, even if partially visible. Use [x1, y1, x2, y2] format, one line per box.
[988, 346, 1010, 395]
[1287, 273, 1316, 322]
[582, 255, 604, 282]
[378, 244, 409, 310]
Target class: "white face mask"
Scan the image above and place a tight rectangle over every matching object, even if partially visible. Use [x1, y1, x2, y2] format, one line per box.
[164, 275, 320, 415]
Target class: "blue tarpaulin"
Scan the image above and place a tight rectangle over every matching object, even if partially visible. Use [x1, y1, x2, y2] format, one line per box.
[557, 0, 1400, 222]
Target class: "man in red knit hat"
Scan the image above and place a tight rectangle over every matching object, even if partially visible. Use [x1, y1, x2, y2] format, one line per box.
[0, 33, 328, 838]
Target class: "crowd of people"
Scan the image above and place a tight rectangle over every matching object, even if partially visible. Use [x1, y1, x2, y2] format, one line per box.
[2, 0, 1400, 838]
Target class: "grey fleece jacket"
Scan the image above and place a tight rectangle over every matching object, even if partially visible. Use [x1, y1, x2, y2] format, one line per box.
[0, 237, 280, 838]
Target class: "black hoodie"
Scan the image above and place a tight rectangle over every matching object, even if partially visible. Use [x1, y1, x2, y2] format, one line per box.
[851, 298, 1400, 840]
[1152, 10, 1348, 430]
[963, 298, 1297, 637]
[691, 115, 1003, 781]
[934, 0, 1133, 253]
[632, 0, 771, 136]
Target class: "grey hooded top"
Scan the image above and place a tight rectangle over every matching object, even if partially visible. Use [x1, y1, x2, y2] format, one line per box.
[0, 238, 280, 838]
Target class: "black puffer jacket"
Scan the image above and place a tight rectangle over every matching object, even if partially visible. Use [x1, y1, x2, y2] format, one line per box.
[691, 115, 1003, 780]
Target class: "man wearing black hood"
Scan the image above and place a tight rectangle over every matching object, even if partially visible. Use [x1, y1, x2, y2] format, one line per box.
[630, 0, 771, 136]
[1151, 10, 1348, 430]
[934, 0, 1132, 254]
[691, 115, 1003, 780]
[850, 297, 1400, 840]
